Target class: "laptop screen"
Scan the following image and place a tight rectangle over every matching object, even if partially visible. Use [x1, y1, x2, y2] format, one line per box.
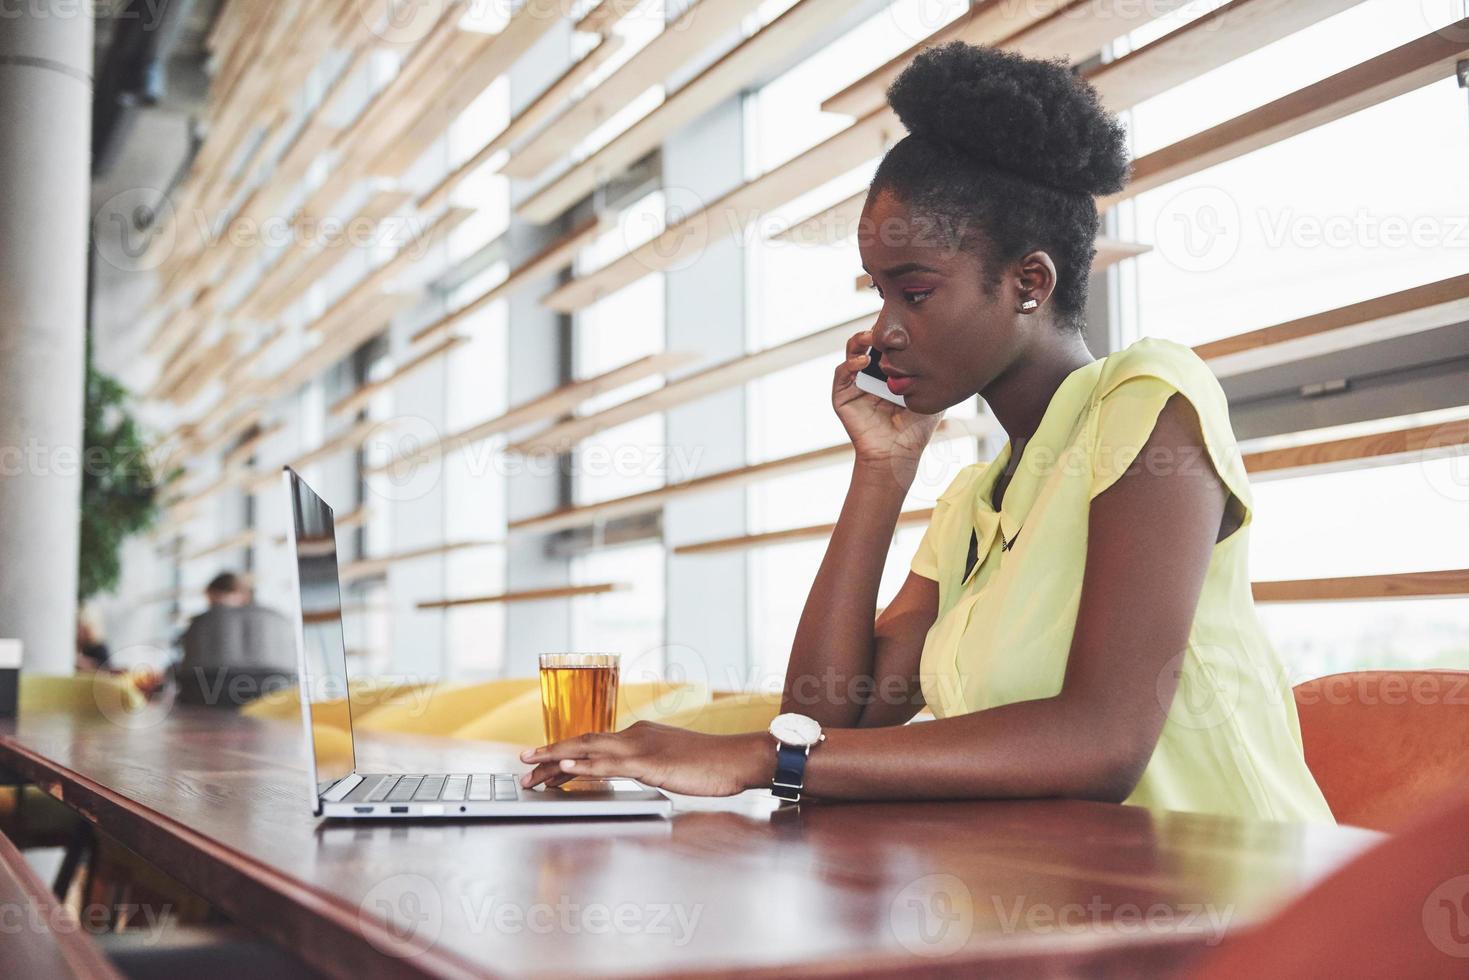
[285, 469, 357, 795]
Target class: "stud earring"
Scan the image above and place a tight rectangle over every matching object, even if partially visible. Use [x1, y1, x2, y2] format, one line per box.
[1019, 298, 1039, 311]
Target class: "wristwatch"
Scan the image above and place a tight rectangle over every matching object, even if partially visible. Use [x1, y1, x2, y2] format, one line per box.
[768, 712, 825, 802]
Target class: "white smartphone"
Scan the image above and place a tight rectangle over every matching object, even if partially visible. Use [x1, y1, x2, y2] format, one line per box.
[853, 346, 907, 407]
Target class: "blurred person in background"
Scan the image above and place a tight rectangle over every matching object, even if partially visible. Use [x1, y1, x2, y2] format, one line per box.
[74, 613, 111, 673]
[174, 572, 297, 707]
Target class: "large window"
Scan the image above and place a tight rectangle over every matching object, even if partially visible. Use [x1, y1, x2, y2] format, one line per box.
[1117, 1, 1469, 348]
[352, 65, 513, 678]
[748, 0, 970, 173]
[1114, 0, 1469, 675]
[443, 270, 511, 676]
[568, 189, 670, 656]
[1245, 432, 1469, 677]
[571, 542, 667, 668]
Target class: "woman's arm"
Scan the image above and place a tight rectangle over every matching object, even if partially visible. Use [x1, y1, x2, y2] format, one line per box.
[790, 393, 1230, 801]
[521, 393, 1228, 801]
[781, 328, 942, 729]
[859, 571, 939, 727]
[783, 468, 938, 728]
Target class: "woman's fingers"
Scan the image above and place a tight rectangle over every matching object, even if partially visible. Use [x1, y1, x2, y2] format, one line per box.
[520, 750, 644, 788]
[558, 757, 608, 776]
[521, 761, 563, 788]
[521, 760, 588, 788]
[558, 756, 643, 781]
[833, 354, 868, 391]
[519, 731, 644, 787]
[835, 331, 874, 395]
[520, 731, 617, 764]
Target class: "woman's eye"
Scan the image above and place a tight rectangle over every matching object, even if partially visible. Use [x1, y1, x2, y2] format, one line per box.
[867, 282, 931, 305]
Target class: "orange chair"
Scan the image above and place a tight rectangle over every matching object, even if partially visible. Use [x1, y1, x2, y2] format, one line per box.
[1189, 787, 1469, 978]
[1293, 670, 1469, 831]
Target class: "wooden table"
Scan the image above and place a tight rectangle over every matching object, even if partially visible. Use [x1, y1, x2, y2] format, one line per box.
[0, 708, 1380, 979]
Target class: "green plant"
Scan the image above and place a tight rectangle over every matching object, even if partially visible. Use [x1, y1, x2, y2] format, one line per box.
[78, 364, 168, 600]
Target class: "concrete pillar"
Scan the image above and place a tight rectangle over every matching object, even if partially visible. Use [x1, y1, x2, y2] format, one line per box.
[0, 8, 93, 675]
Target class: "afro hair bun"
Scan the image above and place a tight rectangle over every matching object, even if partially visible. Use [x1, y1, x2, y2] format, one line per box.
[885, 41, 1130, 197]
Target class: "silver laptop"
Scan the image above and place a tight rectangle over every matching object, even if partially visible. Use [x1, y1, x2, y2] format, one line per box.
[282, 467, 672, 819]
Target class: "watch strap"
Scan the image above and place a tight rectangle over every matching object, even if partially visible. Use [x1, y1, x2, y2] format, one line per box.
[771, 741, 809, 802]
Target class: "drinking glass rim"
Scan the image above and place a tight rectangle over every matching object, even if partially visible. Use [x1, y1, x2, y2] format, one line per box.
[538, 652, 620, 668]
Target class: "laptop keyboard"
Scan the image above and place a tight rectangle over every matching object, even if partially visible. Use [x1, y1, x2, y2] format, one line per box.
[354, 773, 520, 804]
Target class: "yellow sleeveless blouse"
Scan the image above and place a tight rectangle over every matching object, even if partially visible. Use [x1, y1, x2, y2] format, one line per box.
[910, 336, 1334, 823]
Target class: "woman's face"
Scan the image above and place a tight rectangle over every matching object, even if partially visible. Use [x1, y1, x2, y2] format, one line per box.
[856, 189, 1022, 415]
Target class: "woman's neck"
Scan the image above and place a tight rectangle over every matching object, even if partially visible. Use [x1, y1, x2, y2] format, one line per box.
[982, 333, 1096, 451]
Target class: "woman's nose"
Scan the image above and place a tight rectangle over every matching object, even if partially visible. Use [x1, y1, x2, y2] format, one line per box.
[872, 318, 909, 350]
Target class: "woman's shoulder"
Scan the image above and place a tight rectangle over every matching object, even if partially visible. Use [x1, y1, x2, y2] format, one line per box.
[1088, 335, 1252, 505]
[1099, 335, 1207, 385]
[1095, 336, 1226, 411]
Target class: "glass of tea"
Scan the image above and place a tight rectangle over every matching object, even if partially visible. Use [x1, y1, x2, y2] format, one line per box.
[538, 653, 620, 744]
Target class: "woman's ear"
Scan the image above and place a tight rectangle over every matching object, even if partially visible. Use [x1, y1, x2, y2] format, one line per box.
[1013, 251, 1058, 313]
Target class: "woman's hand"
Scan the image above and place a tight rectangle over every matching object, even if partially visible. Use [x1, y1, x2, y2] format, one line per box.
[833, 329, 942, 487]
[519, 722, 770, 797]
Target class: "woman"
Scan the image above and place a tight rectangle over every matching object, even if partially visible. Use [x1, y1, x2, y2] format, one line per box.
[522, 43, 1333, 823]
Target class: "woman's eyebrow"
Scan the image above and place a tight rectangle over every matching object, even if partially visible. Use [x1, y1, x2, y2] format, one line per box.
[864, 261, 943, 279]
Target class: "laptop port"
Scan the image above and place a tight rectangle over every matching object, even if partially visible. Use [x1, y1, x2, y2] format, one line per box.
[390, 806, 409, 814]
[353, 806, 373, 814]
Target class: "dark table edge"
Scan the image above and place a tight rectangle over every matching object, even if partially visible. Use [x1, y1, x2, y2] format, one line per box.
[0, 823, 125, 980]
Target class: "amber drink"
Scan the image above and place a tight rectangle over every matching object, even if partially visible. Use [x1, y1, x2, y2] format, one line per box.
[538, 653, 619, 743]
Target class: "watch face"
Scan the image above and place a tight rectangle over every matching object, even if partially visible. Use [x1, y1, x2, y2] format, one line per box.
[769, 712, 822, 747]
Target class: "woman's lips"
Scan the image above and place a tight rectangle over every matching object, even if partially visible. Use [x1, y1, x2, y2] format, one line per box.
[886, 374, 916, 396]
